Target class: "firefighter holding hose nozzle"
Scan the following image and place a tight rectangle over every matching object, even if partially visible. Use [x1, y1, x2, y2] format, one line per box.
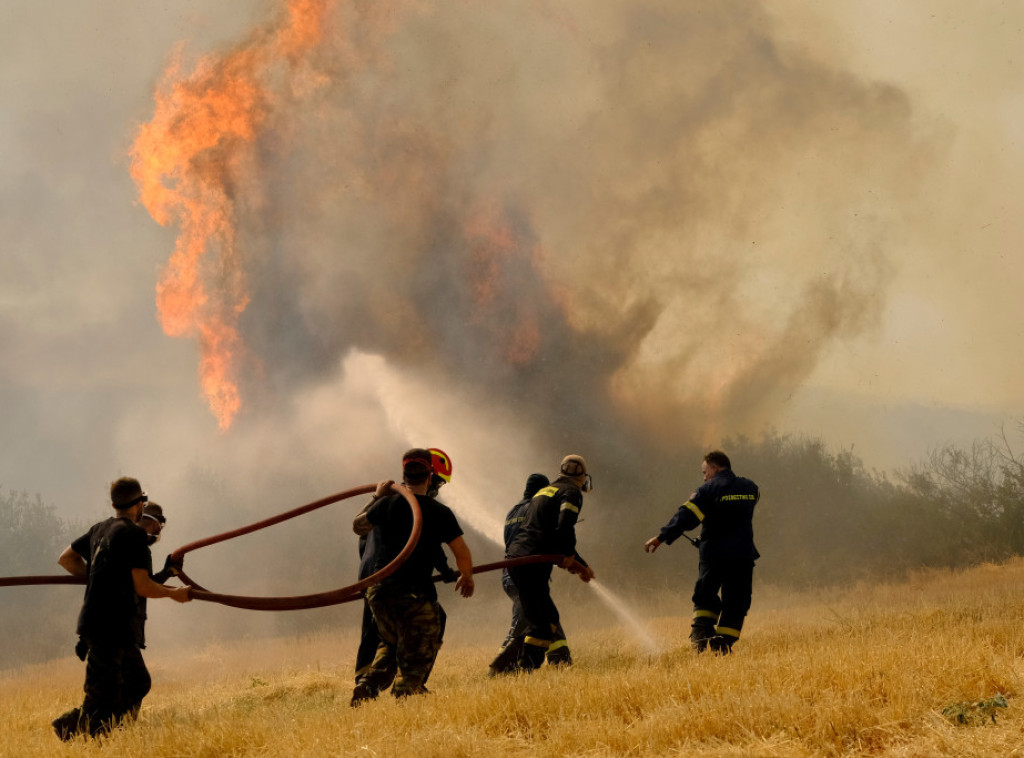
[644, 450, 760, 654]
[504, 455, 596, 672]
[488, 472, 575, 675]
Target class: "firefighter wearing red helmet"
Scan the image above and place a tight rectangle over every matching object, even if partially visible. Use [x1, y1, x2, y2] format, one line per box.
[351, 448, 472, 704]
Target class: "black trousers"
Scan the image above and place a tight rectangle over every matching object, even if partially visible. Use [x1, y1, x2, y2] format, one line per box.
[692, 557, 755, 637]
[507, 562, 557, 648]
[60, 641, 150, 737]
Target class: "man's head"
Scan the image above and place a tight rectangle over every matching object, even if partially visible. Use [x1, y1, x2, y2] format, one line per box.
[524, 473, 550, 499]
[401, 448, 434, 487]
[701, 450, 731, 481]
[110, 477, 147, 521]
[560, 454, 592, 493]
[140, 502, 166, 545]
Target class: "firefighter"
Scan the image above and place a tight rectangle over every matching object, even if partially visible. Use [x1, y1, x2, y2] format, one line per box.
[351, 448, 474, 703]
[352, 448, 458, 687]
[505, 455, 595, 671]
[489, 472, 573, 675]
[52, 478, 191, 740]
[644, 450, 760, 653]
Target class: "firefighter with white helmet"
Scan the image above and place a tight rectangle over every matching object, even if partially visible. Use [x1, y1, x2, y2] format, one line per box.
[504, 454, 595, 671]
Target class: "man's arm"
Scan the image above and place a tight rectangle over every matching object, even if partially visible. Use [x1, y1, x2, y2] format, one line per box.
[447, 535, 474, 598]
[132, 568, 190, 603]
[58, 545, 87, 577]
[353, 481, 393, 535]
[648, 499, 703, 550]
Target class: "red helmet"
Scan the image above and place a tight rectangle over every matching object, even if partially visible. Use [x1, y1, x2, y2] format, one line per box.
[428, 448, 453, 484]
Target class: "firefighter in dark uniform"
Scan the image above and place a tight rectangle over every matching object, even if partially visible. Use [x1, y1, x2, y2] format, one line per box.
[644, 450, 759, 653]
[505, 455, 595, 671]
[488, 472, 574, 675]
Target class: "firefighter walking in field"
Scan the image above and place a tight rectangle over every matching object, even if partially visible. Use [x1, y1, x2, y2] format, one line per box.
[352, 448, 458, 687]
[351, 448, 474, 704]
[505, 455, 595, 671]
[644, 450, 759, 653]
[52, 478, 191, 740]
[488, 472, 574, 675]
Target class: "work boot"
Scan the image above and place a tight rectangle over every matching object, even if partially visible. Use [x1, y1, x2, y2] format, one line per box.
[350, 682, 378, 707]
[707, 635, 735, 655]
[52, 709, 82, 742]
[488, 638, 524, 676]
[690, 620, 716, 652]
[518, 642, 547, 671]
[545, 646, 573, 667]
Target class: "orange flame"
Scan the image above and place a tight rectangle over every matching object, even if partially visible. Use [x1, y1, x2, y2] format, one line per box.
[129, 0, 330, 430]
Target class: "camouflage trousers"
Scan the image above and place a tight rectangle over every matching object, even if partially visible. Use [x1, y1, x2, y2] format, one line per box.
[360, 585, 443, 698]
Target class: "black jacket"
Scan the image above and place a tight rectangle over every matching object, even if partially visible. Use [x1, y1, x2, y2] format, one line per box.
[658, 469, 760, 561]
[506, 476, 588, 565]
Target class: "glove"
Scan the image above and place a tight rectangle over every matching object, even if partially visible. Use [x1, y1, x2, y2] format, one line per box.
[75, 638, 88, 662]
[163, 554, 184, 576]
[437, 565, 459, 584]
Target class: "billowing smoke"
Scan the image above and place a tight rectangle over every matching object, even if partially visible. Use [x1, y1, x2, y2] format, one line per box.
[131, 0, 923, 463]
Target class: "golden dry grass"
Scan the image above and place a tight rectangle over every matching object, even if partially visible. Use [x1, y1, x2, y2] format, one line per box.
[4, 560, 1024, 757]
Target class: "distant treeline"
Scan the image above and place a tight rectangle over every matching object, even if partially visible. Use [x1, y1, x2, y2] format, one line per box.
[729, 425, 1024, 587]
[0, 490, 84, 668]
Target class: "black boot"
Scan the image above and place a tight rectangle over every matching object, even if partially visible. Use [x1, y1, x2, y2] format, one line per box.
[488, 637, 524, 676]
[707, 634, 735, 654]
[545, 646, 573, 667]
[518, 642, 547, 671]
[350, 681, 379, 707]
[690, 620, 716, 652]
[52, 709, 82, 742]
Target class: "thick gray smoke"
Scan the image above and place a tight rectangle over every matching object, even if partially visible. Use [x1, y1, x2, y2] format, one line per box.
[219, 1, 925, 458]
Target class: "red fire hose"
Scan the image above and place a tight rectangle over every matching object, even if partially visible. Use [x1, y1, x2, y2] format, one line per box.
[0, 575, 84, 588]
[172, 483, 420, 610]
[0, 483, 577, 608]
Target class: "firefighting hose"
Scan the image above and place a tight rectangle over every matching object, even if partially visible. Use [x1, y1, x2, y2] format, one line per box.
[0, 483, 580, 609]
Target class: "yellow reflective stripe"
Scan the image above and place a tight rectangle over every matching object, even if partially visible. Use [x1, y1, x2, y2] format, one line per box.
[560, 502, 580, 514]
[693, 609, 718, 620]
[547, 639, 568, 652]
[504, 516, 525, 527]
[535, 486, 559, 499]
[716, 626, 741, 639]
[684, 500, 705, 521]
[524, 636, 551, 648]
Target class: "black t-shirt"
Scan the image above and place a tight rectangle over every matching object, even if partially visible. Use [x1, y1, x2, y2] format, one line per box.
[365, 493, 463, 600]
[71, 516, 152, 647]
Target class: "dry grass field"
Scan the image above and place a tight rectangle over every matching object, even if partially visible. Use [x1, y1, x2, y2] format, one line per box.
[4, 559, 1024, 757]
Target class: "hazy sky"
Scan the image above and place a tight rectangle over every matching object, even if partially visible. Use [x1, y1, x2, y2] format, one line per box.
[2, 0, 1022, 538]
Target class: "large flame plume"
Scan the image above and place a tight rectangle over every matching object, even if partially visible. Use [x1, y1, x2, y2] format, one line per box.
[130, 0, 331, 430]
